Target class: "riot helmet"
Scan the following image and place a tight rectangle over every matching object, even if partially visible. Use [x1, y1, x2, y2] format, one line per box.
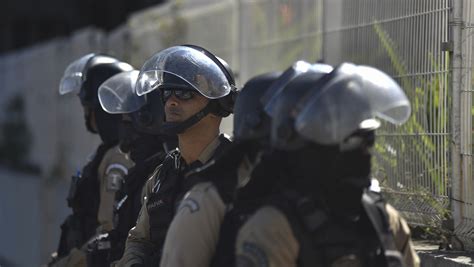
[293, 63, 411, 147]
[261, 60, 333, 116]
[59, 54, 134, 144]
[135, 45, 238, 135]
[98, 70, 165, 135]
[264, 63, 334, 151]
[295, 63, 409, 215]
[233, 71, 282, 144]
[269, 62, 411, 201]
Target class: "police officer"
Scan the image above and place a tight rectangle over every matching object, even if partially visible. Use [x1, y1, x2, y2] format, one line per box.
[49, 54, 135, 267]
[85, 70, 177, 265]
[158, 61, 334, 267]
[116, 45, 237, 266]
[158, 71, 281, 267]
[235, 63, 420, 267]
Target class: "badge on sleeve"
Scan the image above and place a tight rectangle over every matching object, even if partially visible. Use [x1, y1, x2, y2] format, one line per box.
[105, 163, 128, 192]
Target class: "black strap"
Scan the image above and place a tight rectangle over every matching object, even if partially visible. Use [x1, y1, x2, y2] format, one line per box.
[162, 103, 214, 134]
[57, 142, 116, 258]
[147, 136, 231, 261]
[124, 150, 167, 196]
[270, 191, 328, 267]
[108, 147, 169, 263]
[182, 135, 233, 202]
[147, 153, 180, 247]
[362, 191, 405, 267]
[271, 189, 383, 267]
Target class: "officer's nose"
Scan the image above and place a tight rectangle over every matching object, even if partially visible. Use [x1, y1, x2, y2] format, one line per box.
[165, 94, 180, 107]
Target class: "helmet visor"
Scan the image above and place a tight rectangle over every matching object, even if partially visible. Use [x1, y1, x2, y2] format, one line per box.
[59, 53, 95, 95]
[294, 64, 373, 145]
[357, 66, 411, 124]
[135, 46, 232, 98]
[294, 63, 412, 145]
[263, 62, 333, 117]
[98, 70, 146, 114]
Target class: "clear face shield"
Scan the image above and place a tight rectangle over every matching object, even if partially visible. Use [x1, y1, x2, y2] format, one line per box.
[356, 66, 411, 124]
[59, 53, 96, 95]
[98, 70, 146, 114]
[261, 61, 333, 116]
[99, 70, 167, 135]
[135, 46, 233, 99]
[263, 65, 333, 151]
[293, 63, 411, 146]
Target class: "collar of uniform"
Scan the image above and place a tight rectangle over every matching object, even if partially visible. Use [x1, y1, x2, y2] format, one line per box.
[196, 134, 223, 164]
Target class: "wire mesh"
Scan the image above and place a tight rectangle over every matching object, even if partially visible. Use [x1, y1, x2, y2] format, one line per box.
[323, 0, 451, 229]
[125, 0, 472, 246]
[238, 0, 324, 82]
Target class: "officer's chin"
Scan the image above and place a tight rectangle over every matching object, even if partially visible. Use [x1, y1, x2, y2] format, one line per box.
[165, 114, 183, 122]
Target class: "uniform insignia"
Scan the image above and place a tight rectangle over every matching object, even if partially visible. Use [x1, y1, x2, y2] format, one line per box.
[241, 242, 269, 267]
[178, 198, 200, 213]
[105, 163, 128, 192]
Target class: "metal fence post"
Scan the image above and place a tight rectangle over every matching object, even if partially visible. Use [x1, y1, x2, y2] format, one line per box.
[450, 0, 465, 250]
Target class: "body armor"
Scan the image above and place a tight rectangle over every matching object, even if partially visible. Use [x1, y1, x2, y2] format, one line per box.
[146, 135, 231, 263]
[57, 142, 115, 258]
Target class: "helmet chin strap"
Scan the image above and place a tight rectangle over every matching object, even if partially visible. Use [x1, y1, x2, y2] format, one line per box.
[85, 115, 97, 134]
[162, 102, 214, 135]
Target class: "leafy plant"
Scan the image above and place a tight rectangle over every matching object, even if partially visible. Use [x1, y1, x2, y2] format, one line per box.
[373, 22, 451, 229]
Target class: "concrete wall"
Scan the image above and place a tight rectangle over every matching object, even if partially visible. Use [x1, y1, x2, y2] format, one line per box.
[0, 1, 324, 265]
[0, 167, 70, 266]
[0, 29, 107, 265]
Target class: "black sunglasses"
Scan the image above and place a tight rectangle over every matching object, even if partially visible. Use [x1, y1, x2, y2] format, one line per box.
[162, 90, 196, 102]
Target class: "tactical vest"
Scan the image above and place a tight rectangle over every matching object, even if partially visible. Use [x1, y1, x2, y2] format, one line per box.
[213, 188, 404, 267]
[275, 190, 401, 267]
[146, 135, 231, 260]
[57, 142, 116, 258]
[107, 149, 168, 263]
[210, 157, 282, 267]
[211, 194, 267, 267]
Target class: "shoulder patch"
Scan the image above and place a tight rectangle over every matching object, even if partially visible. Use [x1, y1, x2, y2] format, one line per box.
[178, 198, 200, 213]
[105, 172, 124, 192]
[236, 254, 258, 267]
[104, 164, 129, 192]
[241, 242, 269, 267]
[105, 163, 128, 175]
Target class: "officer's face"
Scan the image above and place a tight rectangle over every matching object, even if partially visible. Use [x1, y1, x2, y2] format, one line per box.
[164, 90, 209, 122]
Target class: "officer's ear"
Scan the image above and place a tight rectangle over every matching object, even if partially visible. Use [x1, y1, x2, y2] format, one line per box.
[205, 113, 222, 129]
[208, 113, 222, 121]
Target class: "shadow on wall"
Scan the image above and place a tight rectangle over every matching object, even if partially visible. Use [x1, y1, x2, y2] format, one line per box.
[0, 255, 17, 266]
[0, 94, 39, 174]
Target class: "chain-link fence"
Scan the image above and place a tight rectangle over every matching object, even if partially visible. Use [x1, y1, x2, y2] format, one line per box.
[236, 0, 324, 82]
[2, 0, 474, 257]
[126, 0, 325, 134]
[126, 0, 471, 247]
[125, 0, 323, 82]
[323, 0, 452, 230]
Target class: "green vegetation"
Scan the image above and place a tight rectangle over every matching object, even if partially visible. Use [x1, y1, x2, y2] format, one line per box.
[373, 22, 450, 195]
[373, 22, 452, 236]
